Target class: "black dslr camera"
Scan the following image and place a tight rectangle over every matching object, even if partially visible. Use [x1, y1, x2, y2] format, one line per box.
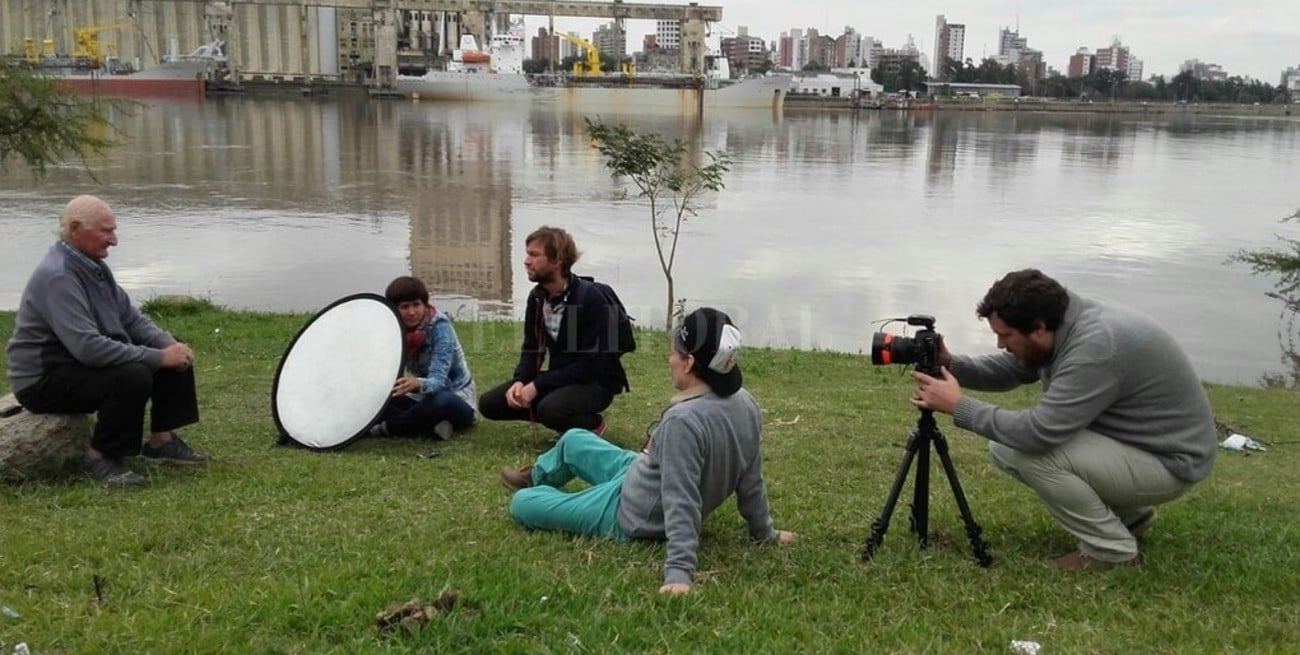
[870, 314, 942, 376]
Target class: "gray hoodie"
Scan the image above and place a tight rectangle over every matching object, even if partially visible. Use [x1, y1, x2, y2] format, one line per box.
[616, 387, 778, 586]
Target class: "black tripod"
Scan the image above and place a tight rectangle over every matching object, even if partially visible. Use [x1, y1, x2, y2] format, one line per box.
[862, 408, 993, 567]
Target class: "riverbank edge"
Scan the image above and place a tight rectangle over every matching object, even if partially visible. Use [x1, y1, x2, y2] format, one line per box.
[784, 94, 1297, 116]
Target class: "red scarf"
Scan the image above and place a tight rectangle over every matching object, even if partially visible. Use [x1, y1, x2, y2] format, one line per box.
[403, 305, 435, 360]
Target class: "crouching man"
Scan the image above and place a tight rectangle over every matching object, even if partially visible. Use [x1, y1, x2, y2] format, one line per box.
[499, 308, 796, 593]
[911, 269, 1216, 571]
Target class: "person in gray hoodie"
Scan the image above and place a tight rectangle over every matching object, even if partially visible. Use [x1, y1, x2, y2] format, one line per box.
[911, 269, 1217, 571]
[499, 307, 796, 594]
[6, 195, 206, 488]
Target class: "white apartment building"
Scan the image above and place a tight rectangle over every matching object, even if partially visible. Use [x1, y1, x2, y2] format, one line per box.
[933, 15, 965, 79]
[656, 20, 680, 50]
[1282, 65, 1300, 91]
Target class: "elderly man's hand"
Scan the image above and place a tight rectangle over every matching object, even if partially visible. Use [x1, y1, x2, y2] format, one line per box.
[911, 367, 962, 414]
[160, 343, 194, 370]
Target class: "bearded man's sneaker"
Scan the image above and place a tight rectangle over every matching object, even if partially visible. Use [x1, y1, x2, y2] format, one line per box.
[1045, 551, 1141, 572]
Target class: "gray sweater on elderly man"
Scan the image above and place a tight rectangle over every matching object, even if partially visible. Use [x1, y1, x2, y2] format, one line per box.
[950, 291, 1217, 483]
[6, 242, 173, 393]
[616, 388, 778, 586]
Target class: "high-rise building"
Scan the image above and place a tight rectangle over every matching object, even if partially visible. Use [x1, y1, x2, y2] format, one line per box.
[1126, 57, 1144, 83]
[995, 27, 1043, 84]
[721, 33, 769, 75]
[1067, 47, 1093, 78]
[531, 27, 560, 63]
[809, 32, 834, 68]
[1095, 38, 1130, 76]
[559, 32, 579, 60]
[835, 26, 864, 68]
[778, 29, 803, 69]
[1182, 59, 1228, 81]
[656, 20, 681, 50]
[998, 27, 1028, 58]
[933, 15, 965, 80]
[1283, 65, 1300, 91]
[592, 22, 626, 59]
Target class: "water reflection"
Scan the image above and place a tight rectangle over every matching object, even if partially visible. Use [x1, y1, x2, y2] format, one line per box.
[1, 99, 1297, 384]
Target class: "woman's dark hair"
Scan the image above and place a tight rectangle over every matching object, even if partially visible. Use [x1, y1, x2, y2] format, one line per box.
[976, 269, 1069, 333]
[384, 276, 429, 305]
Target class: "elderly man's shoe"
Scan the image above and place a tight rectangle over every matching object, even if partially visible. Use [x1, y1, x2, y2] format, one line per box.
[141, 433, 208, 466]
[1046, 551, 1141, 572]
[85, 456, 146, 488]
[500, 466, 534, 492]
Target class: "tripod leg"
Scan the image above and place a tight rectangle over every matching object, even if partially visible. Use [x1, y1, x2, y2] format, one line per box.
[910, 435, 931, 548]
[932, 430, 994, 567]
[861, 431, 921, 561]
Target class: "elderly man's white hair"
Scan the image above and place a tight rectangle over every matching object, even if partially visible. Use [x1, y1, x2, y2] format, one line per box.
[58, 195, 111, 239]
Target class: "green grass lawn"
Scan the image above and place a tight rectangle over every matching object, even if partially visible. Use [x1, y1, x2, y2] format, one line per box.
[2, 301, 1298, 654]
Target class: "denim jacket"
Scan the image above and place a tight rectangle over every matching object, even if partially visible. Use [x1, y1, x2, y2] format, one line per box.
[409, 309, 474, 395]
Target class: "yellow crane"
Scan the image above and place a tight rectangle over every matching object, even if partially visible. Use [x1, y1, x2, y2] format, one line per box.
[23, 37, 57, 63]
[72, 21, 137, 67]
[554, 32, 602, 77]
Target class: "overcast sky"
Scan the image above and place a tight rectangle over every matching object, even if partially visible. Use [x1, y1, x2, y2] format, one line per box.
[525, 0, 1300, 82]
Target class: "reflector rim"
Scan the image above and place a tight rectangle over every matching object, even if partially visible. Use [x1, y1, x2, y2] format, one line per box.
[270, 293, 402, 452]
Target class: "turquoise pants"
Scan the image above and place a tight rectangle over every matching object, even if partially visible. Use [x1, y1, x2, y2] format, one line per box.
[508, 429, 637, 540]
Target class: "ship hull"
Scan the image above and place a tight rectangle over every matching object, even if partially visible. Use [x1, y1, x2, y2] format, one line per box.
[394, 74, 789, 112]
[47, 59, 211, 99]
[54, 76, 205, 99]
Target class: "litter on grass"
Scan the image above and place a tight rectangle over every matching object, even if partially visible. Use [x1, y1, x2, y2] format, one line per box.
[1010, 640, 1041, 655]
[1220, 433, 1268, 452]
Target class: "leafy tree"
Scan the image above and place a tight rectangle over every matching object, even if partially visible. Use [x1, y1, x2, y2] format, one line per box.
[872, 60, 929, 93]
[975, 58, 1005, 84]
[0, 61, 118, 175]
[586, 118, 732, 329]
[801, 61, 829, 73]
[1228, 209, 1300, 386]
[522, 58, 550, 75]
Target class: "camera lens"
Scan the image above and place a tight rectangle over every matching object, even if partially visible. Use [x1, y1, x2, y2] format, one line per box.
[872, 332, 916, 365]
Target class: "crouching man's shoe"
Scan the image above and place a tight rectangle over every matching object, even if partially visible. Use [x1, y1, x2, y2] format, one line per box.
[1046, 551, 1141, 572]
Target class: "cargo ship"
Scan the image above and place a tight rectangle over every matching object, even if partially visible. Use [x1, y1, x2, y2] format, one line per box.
[394, 33, 788, 113]
[35, 40, 224, 99]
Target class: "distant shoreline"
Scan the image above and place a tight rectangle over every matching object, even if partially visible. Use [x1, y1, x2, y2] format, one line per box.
[783, 95, 1298, 117]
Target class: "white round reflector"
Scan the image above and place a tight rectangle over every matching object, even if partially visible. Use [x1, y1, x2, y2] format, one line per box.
[272, 293, 403, 450]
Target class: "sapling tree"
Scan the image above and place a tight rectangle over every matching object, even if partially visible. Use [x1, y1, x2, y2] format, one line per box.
[1229, 208, 1300, 387]
[586, 118, 732, 330]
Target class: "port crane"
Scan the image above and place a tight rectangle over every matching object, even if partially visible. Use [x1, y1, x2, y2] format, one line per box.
[72, 21, 138, 67]
[554, 31, 602, 76]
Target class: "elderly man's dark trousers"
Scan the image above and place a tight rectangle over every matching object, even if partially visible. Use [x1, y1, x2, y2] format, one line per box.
[14, 362, 199, 459]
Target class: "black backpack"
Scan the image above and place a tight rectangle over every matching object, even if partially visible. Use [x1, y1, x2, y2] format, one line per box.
[576, 276, 637, 355]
